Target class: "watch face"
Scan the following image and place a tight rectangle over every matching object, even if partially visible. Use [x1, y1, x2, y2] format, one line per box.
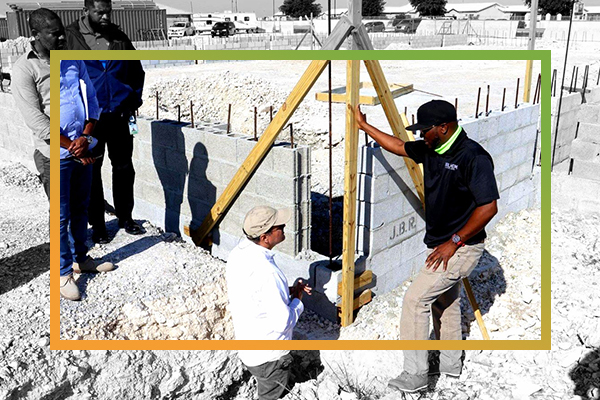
[452, 234, 460, 244]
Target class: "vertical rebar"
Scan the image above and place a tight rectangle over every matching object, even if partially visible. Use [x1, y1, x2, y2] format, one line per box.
[190, 101, 194, 128]
[551, 69, 557, 97]
[328, 61, 333, 264]
[270, 105, 273, 121]
[502, 88, 506, 110]
[404, 106, 407, 116]
[533, 74, 540, 104]
[412, 114, 415, 125]
[552, 0, 577, 170]
[289, 123, 294, 148]
[574, 66, 579, 92]
[475, 87, 481, 118]
[454, 98, 458, 114]
[569, 66, 576, 93]
[227, 104, 231, 134]
[514, 78, 520, 109]
[597, 67, 600, 85]
[156, 91, 159, 119]
[177, 105, 181, 122]
[254, 106, 257, 141]
[485, 85, 490, 115]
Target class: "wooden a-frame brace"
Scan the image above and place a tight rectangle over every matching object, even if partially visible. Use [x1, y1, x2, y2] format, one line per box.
[185, 1, 489, 335]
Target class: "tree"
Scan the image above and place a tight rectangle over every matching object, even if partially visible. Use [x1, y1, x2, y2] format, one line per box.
[363, 0, 386, 16]
[524, 0, 572, 16]
[279, 0, 322, 18]
[409, 0, 447, 17]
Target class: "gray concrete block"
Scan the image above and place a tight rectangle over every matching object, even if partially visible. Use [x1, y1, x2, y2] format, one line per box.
[511, 144, 532, 168]
[500, 165, 519, 192]
[571, 138, 600, 161]
[578, 104, 600, 124]
[486, 133, 506, 157]
[271, 144, 299, 178]
[572, 159, 600, 181]
[507, 178, 531, 204]
[370, 193, 405, 230]
[494, 151, 512, 174]
[477, 113, 500, 142]
[576, 123, 600, 144]
[202, 132, 238, 164]
[371, 145, 407, 177]
[497, 109, 518, 134]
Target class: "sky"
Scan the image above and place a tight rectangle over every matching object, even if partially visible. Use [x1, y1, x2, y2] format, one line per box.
[3, 0, 600, 18]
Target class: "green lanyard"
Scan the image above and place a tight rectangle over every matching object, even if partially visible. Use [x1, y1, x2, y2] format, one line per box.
[435, 126, 462, 155]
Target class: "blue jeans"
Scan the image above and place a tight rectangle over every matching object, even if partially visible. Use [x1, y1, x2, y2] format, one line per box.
[60, 159, 92, 276]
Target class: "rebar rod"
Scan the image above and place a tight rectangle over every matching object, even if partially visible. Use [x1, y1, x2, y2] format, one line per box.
[227, 104, 231, 134]
[190, 101, 194, 128]
[485, 85, 490, 115]
[502, 88, 506, 110]
[177, 105, 180, 122]
[289, 123, 294, 148]
[551, 69, 557, 97]
[475, 87, 481, 118]
[328, 61, 333, 263]
[551, 0, 577, 170]
[156, 91, 159, 120]
[515, 78, 521, 109]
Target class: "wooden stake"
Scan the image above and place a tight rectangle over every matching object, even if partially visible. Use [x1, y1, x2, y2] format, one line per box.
[188, 60, 330, 246]
[523, 59, 533, 103]
[340, 59, 360, 327]
[463, 278, 490, 340]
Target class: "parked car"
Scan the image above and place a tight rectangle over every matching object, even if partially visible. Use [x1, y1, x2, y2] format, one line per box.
[168, 21, 195, 38]
[211, 21, 236, 37]
[365, 21, 385, 33]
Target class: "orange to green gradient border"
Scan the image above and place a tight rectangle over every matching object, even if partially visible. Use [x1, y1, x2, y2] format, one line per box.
[50, 49, 550, 351]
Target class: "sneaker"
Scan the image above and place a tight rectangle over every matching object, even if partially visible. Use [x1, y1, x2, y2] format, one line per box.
[60, 274, 81, 301]
[73, 257, 115, 273]
[119, 219, 143, 235]
[92, 227, 110, 244]
[388, 371, 428, 393]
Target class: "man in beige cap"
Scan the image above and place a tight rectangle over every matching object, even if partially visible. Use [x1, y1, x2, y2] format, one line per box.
[226, 205, 311, 400]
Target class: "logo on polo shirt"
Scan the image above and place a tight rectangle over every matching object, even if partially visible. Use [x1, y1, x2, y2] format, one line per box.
[445, 162, 458, 171]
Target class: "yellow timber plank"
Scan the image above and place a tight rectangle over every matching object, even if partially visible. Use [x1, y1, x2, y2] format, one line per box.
[187, 59, 330, 245]
[337, 289, 372, 311]
[341, 59, 361, 327]
[363, 59, 426, 207]
[337, 270, 373, 295]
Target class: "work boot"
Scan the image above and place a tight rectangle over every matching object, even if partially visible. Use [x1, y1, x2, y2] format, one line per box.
[429, 363, 462, 378]
[73, 257, 115, 274]
[60, 274, 81, 301]
[388, 371, 428, 393]
[118, 219, 143, 235]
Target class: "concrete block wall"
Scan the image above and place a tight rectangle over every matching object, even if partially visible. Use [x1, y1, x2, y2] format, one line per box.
[0, 91, 36, 171]
[570, 122, 600, 181]
[551, 85, 600, 166]
[355, 103, 541, 296]
[101, 117, 311, 259]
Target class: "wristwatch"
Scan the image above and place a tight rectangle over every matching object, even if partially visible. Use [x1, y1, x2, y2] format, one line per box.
[82, 135, 93, 144]
[451, 234, 465, 247]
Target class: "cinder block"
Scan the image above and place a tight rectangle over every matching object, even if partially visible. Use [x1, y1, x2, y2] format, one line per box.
[358, 145, 374, 175]
[511, 144, 532, 167]
[134, 160, 160, 185]
[477, 114, 499, 142]
[572, 159, 600, 181]
[372, 146, 407, 177]
[576, 123, 600, 144]
[486, 133, 506, 157]
[578, 104, 600, 124]
[149, 121, 185, 150]
[271, 144, 298, 178]
[494, 151, 512, 174]
[507, 179, 531, 204]
[500, 165, 519, 192]
[571, 138, 600, 161]
[202, 132, 238, 164]
[497, 109, 518, 134]
[370, 193, 404, 230]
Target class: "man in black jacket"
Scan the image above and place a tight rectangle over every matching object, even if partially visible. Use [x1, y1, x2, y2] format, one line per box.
[65, 0, 145, 243]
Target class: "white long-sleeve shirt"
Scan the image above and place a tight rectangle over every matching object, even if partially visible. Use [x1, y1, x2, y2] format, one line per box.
[226, 238, 304, 367]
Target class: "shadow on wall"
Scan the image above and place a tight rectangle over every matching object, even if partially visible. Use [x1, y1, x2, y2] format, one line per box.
[0, 242, 49, 296]
[187, 141, 218, 245]
[569, 348, 600, 400]
[152, 122, 188, 236]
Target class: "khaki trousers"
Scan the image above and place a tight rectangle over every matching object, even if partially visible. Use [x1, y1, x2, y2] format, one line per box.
[401, 243, 485, 375]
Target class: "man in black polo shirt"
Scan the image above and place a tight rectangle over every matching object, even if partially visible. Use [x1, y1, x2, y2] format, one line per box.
[355, 100, 499, 393]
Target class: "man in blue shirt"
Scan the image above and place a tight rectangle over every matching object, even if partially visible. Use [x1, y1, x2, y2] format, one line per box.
[59, 60, 114, 301]
[65, 0, 145, 244]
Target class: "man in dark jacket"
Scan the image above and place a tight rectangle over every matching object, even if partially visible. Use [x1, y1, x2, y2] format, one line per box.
[65, 0, 145, 243]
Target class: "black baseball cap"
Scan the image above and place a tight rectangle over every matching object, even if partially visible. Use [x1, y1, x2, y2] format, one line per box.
[405, 100, 457, 131]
